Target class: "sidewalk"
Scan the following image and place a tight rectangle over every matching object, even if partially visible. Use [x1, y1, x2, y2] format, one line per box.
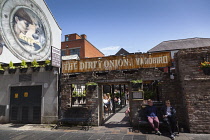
[0, 105, 210, 140]
[0, 123, 210, 140]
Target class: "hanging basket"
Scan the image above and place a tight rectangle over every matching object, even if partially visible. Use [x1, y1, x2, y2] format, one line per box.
[203, 67, 210, 75]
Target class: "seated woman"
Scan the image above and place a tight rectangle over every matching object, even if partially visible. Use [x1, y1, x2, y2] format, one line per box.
[161, 100, 177, 139]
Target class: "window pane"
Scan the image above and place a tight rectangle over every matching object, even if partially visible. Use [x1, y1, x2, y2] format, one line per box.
[61, 50, 66, 56]
[70, 48, 80, 56]
[65, 37, 68, 41]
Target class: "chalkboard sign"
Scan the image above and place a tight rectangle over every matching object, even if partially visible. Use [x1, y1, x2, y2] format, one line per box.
[132, 91, 144, 100]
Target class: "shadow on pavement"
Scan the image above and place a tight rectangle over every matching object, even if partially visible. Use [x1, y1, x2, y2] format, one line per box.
[9, 124, 26, 128]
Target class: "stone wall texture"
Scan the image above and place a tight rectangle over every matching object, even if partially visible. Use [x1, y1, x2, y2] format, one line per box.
[174, 47, 210, 133]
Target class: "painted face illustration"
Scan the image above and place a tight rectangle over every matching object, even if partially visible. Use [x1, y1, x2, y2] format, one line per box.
[14, 17, 30, 36]
[13, 8, 33, 38]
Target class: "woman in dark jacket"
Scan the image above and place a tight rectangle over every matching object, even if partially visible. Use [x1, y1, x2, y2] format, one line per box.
[161, 100, 177, 139]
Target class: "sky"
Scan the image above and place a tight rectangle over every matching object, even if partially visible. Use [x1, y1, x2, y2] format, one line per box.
[45, 0, 210, 56]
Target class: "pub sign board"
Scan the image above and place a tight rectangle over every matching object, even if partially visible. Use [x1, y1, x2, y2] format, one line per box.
[62, 52, 172, 73]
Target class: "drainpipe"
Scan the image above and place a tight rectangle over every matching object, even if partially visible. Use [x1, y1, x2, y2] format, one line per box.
[119, 84, 122, 108]
[111, 85, 115, 113]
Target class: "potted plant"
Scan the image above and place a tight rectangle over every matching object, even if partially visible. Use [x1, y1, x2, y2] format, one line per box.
[31, 59, 40, 72]
[86, 82, 97, 91]
[8, 61, 16, 74]
[44, 59, 53, 71]
[0, 64, 5, 74]
[20, 60, 28, 73]
[130, 80, 142, 89]
[71, 84, 75, 91]
[200, 61, 210, 75]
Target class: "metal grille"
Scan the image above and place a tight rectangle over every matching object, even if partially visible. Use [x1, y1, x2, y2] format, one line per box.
[19, 74, 32, 82]
[22, 106, 28, 122]
[11, 106, 18, 120]
[33, 106, 41, 121]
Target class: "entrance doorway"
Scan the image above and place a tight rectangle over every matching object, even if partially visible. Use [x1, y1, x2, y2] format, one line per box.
[10, 85, 42, 123]
[102, 83, 128, 122]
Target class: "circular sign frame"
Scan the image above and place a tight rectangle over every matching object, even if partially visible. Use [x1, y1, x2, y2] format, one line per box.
[0, 0, 52, 61]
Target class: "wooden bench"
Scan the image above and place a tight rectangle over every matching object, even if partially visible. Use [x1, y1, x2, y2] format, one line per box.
[52, 107, 92, 131]
[137, 102, 179, 134]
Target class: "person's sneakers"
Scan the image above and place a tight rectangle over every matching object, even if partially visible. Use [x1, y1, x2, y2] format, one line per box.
[170, 134, 175, 139]
[155, 131, 162, 135]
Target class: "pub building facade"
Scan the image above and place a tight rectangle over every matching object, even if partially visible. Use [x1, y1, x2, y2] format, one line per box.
[61, 52, 171, 126]
[61, 45, 210, 134]
[0, 0, 61, 124]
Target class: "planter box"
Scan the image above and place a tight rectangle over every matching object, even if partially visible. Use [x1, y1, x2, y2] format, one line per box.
[20, 68, 28, 73]
[8, 68, 16, 74]
[0, 70, 4, 74]
[87, 85, 97, 91]
[203, 67, 210, 75]
[45, 65, 53, 71]
[131, 83, 142, 89]
[32, 67, 40, 72]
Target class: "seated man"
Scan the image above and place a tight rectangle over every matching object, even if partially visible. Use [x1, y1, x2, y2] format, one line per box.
[161, 100, 177, 139]
[145, 99, 161, 135]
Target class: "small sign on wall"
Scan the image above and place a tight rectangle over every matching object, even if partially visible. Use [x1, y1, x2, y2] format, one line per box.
[132, 90, 144, 100]
[14, 93, 18, 98]
[24, 92, 28, 97]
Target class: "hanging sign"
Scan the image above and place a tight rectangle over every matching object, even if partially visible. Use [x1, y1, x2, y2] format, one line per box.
[51, 46, 61, 68]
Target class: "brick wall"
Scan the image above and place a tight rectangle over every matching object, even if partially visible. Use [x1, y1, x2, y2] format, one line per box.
[160, 73, 188, 131]
[174, 47, 210, 133]
[84, 40, 104, 58]
[61, 34, 104, 58]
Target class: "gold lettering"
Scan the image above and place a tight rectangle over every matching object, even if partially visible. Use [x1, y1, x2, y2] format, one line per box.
[123, 59, 129, 66]
[104, 60, 109, 68]
[163, 56, 168, 63]
[79, 62, 84, 70]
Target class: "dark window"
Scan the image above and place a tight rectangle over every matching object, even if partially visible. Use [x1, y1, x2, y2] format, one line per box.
[65, 37, 69, 41]
[70, 48, 80, 56]
[61, 50, 66, 56]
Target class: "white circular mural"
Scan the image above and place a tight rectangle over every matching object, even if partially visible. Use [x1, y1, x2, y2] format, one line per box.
[0, 0, 52, 61]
